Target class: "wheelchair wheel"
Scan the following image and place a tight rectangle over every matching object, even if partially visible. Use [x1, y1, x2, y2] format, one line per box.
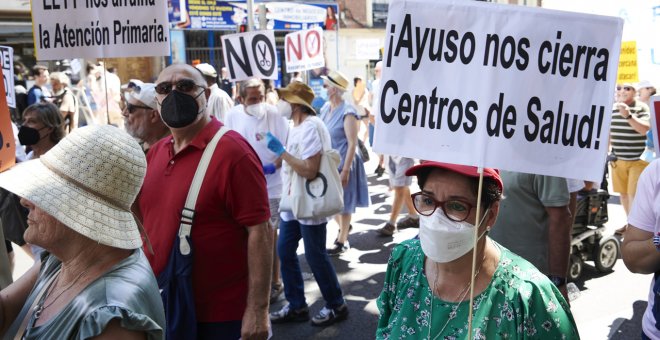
[594, 236, 619, 273]
[568, 254, 583, 282]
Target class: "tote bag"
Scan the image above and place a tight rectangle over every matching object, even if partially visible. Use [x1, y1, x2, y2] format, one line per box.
[280, 117, 344, 219]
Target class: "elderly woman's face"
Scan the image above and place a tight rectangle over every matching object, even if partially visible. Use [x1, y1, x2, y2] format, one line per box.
[20, 198, 69, 248]
[421, 170, 481, 225]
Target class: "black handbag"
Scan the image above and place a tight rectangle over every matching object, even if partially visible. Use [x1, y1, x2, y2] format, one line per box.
[357, 139, 370, 163]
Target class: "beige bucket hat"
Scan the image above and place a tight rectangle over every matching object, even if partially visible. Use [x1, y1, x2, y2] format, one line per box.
[276, 82, 316, 114]
[321, 69, 349, 91]
[0, 125, 147, 249]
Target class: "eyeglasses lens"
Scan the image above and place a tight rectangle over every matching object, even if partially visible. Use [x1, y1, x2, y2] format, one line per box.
[155, 79, 197, 95]
[412, 193, 471, 222]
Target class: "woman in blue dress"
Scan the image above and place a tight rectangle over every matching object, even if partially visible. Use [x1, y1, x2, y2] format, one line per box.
[320, 70, 370, 256]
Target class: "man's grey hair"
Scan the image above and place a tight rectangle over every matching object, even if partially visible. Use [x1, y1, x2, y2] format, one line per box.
[49, 72, 70, 87]
[239, 78, 265, 99]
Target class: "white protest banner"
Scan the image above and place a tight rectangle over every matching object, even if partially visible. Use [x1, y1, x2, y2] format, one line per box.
[32, 0, 170, 60]
[373, 0, 623, 182]
[285, 27, 324, 73]
[0, 46, 15, 109]
[222, 30, 278, 82]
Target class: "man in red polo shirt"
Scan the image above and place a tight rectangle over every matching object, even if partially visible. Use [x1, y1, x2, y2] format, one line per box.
[137, 64, 272, 340]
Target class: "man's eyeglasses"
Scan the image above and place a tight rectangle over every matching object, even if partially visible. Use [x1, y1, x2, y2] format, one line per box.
[411, 192, 474, 222]
[155, 78, 204, 95]
[616, 86, 635, 92]
[125, 102, 152, 114]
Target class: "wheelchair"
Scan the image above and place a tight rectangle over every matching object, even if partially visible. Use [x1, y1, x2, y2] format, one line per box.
[567, 188, 619, 281]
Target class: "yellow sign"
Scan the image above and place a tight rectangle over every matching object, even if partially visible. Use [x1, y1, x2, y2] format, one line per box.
[617, 41, 638, 83]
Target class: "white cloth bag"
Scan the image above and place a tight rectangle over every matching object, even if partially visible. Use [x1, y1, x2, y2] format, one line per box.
[280, 117, 344, 219]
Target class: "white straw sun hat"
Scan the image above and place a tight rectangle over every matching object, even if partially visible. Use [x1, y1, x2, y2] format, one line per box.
[0, 125, 147, 249]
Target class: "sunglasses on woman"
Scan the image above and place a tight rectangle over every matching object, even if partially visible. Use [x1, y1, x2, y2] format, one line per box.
[155, 78, 204, 95]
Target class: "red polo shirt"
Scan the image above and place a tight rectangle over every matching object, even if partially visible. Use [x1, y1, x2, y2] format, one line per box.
[139, 117, 270, 322]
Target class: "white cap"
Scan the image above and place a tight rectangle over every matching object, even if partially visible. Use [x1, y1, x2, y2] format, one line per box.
[124, 83, 158, 111]
[196, 63, 217, 78]
[638, 80, 656, 90]
[121, 79, 144, 90]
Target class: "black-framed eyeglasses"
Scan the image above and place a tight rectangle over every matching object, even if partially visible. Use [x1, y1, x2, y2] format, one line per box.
[155, 78, 204, 95]
[125, 102, 152, 114]
[411, 192, 474, 222]
[616, 86, 635, 92]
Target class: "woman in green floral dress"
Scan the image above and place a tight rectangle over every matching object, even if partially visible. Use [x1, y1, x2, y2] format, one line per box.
[376, 162, 579, 339]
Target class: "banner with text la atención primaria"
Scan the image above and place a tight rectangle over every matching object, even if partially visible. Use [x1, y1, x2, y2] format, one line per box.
[373, 0, 623, 182]
[32, 0, 170, 60]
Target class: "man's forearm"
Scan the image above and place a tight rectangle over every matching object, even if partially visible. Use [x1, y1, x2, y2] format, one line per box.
[245, 222, 273, 311]
[547, 206, 572, 277]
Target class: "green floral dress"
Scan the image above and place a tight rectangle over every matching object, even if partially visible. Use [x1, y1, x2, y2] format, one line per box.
[376, 239, 579, 339]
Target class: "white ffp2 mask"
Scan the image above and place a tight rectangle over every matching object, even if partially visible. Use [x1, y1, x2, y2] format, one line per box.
[276, 100, 293, 119]
[245, 103, 266, 119]
[419, 209, 489, 263]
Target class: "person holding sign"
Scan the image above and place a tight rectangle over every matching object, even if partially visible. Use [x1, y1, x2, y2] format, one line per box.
[621, 159, 660, 339]
[319, 70, 370, 256]
[224, 78, 290, 305]
[376, 162, 578, 339]
[611, 82, 650, 235]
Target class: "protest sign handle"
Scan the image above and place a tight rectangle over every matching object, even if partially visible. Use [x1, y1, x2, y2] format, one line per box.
[467, 168, 484, 339]
[102, 60, 110, 125]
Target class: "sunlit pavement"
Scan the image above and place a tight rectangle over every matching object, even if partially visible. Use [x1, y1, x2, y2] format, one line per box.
[10, 152, 651, 339]
[268, 151, 650, 340]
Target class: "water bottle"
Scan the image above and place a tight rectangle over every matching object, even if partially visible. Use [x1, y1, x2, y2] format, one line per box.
[566, 282, 581, 302]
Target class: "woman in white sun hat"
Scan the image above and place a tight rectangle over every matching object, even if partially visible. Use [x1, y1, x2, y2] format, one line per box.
[0, 125, 165, 339]
[320, 69, 370, 256]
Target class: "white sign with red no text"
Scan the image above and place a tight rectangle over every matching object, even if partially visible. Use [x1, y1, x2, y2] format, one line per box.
[284, 27, 324, 73]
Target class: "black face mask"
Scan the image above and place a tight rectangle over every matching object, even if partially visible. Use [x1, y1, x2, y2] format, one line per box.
[159, 90, 204, 128]
[18, 126, 47, 146]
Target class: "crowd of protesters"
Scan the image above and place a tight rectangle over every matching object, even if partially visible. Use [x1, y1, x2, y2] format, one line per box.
[0, 56, 658, 339]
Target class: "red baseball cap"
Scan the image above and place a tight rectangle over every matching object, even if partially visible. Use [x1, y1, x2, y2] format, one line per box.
[405, 161, 503, 192]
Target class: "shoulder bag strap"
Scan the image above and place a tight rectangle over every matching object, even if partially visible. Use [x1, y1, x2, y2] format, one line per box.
[12, 268, 61, 340]
[177, 126, 230, 255]
[309, 117, 330, 152]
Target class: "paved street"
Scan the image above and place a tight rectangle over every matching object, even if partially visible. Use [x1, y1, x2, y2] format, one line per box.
[9, 156, 652, 340]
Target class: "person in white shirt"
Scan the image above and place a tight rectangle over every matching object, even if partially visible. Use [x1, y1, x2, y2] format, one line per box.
[368, 61, 385, 176]
[225, 78, 289, 303]
[195, 63, 234, 122]
[622, 159, 660, 339]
